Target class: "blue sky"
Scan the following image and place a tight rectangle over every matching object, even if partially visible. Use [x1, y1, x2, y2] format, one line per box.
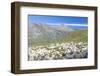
[28, 15, 88, 29]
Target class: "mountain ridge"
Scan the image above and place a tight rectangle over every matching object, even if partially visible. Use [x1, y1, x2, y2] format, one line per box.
[28, 23, 87, 46]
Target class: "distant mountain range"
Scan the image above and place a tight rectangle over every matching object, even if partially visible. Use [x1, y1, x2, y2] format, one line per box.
[28, 23, 87, 46]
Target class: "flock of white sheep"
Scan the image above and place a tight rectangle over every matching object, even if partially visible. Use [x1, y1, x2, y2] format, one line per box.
[28, 42, 88, 61]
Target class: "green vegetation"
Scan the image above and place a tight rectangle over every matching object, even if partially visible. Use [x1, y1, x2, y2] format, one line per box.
[29, 29, 88, 46]
[63, 29, 88, 42]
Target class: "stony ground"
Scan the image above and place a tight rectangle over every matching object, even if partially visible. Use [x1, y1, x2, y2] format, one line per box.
[28, 42, 88, 61]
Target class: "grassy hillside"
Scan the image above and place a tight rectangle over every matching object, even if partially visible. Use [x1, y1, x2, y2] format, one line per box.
[29, 29, 88, 46]
[64, 29, 88, 42]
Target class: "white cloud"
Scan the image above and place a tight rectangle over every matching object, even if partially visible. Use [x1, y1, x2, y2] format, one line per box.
[46, 23, 88, 26]
[64, 23, 88, 26]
